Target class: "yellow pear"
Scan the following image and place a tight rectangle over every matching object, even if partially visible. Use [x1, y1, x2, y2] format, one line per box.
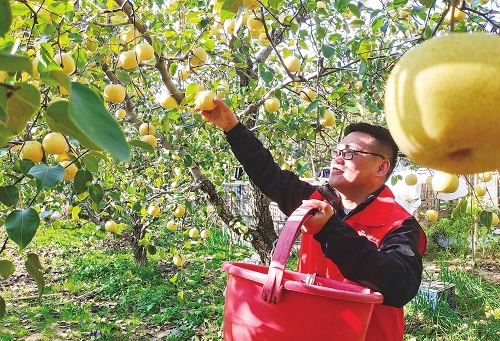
[148, 204, 161, 216]
[190, 47, 208, 67]
[405, 174, 418, 186]
[445, 7, 466, 23]
[42, 132, 68, 155]
[60, 160, 78, 180]
[300, 88, 316, 102]
[385, 33, 500, 174]
[174, 204, 185, 218]
[492, 213, 499, 226]
[166, 220, 177, 231]
[115, 109, 127, 119]
[141, 134, 157, 148]
[172, 254, 186, 266]
[120, 27, 140, 44]
[425, 209, 438, 222]
[317, 1, 326, 9]
[224, 19, 235, 35]
[105, 220, 118, 233]
[158, 93, 178, 109]
[264, 97, 280, 112]
[284, 56, 300, 73]
[0, 71, 8, 83]
[189, 228, 199, 238]
[216, 80, 230, 98]
[119, 50, 138, 69]
[474, 184, 486, 197]
[177, 67, 190, 80]
[425, 175, 433, 186]
[320, 110, 336, 127]
[139, 122, 155, 136]
[53, 52, 76, 75]
[104, 84, 126, 103]
[247, 15, 264, 31]
[477, 172, 492, 182]
[258, 32, 270, 46]
[20, 141, 44, 163]
[431, 172, 459, 193]
[135, 42, 155, 61]
[195, 90, 217, 110]
[243, 0, 260, 9]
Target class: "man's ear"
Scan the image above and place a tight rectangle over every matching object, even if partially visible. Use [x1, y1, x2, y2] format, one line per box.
[376, 159, 391, 178]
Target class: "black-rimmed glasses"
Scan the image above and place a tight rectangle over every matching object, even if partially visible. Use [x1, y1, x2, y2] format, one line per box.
[331, 148, 386, 160]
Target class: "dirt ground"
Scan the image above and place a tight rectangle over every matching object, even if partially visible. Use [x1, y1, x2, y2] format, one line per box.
[424, 258, 500, 286]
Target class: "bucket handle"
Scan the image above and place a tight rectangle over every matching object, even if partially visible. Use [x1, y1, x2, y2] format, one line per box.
[262, 205, 317, 304]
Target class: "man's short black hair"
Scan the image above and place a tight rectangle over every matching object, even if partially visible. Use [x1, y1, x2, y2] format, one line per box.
[345, 122, 399, 178]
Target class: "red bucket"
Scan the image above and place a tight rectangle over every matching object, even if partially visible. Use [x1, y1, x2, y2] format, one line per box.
[222, 206, 384, 341]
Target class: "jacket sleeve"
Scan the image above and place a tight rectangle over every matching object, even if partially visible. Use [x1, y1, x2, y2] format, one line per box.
[313, 216, 423, 307]
[225, 122, 316, 215]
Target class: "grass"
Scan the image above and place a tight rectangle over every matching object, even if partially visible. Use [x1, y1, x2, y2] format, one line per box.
[1, 220, 500, 340]
[404, 258, 500, 340]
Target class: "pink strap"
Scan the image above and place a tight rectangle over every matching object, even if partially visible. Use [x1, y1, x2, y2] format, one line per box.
[262, 205, 317, 303]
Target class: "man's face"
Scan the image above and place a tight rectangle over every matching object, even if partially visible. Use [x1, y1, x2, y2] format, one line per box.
[328, 131, 387, 192]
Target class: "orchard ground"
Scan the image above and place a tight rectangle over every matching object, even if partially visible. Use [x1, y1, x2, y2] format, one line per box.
[1, 220, 500, 340]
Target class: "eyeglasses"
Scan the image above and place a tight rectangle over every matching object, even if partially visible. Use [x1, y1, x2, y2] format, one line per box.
[331, 148, 386, 160]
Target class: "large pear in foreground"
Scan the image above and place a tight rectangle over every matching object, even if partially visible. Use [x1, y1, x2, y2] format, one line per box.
[384, 33, 500, 175]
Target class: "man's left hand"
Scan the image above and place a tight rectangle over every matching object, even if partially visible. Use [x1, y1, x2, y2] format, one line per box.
[301, 199, 335, 235]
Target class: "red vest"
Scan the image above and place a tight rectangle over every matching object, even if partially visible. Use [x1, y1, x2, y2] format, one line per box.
[297, 186, 426, 341]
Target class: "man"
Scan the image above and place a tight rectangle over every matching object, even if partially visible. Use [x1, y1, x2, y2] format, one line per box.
[198, 98, 426, 340]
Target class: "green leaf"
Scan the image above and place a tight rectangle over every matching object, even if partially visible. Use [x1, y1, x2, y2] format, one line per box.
[479, 210, 493, 227]
[321, 44, 335, 59]
[0, 83, 41, 146]
[0, 53, 32, 73]
[0, 0, 12, 37]
[115, 69, 131, 85]
[81, 154, 99, 172]
[48, 70, 71, 91]
[452, 198, 468, 220]
[147, 244, 157, 255]
[0, 295, 5, 319]
[73, 169, 92, 194]
[258, 64, 273, 86]
[357, 41, 373, 62]
[371, 18, 385, 34]
[87, 151, 110, 163]
[18, 159, 34, 176]
[217, 0, 243, 20]
[25, 253, 45, 299]
[129, 140, 155, 154]
[392, 0, 409, 9]
[27, 164, 65, 191]
[391, 174, 402, 186]
[70, 83, 130, 161]
[304, 100, 321, 114]
[347, 3, 360, 17]
[46, 84, 131, 162]
[5, 208, 40, 251]
[0, 185, 19, 207]
[183, 154, 193, 168]
[89, 184, 104, 204]
[27, 252, 43, 270]
[0, 259, 15, 279]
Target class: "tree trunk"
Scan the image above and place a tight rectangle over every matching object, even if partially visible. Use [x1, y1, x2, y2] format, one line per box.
[250, 182, 278, 264]
[133, 244, 148, 266]
[132, 223, 148, 265]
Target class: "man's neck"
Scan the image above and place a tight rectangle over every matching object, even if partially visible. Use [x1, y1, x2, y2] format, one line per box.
[339, 184, 386, 209]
